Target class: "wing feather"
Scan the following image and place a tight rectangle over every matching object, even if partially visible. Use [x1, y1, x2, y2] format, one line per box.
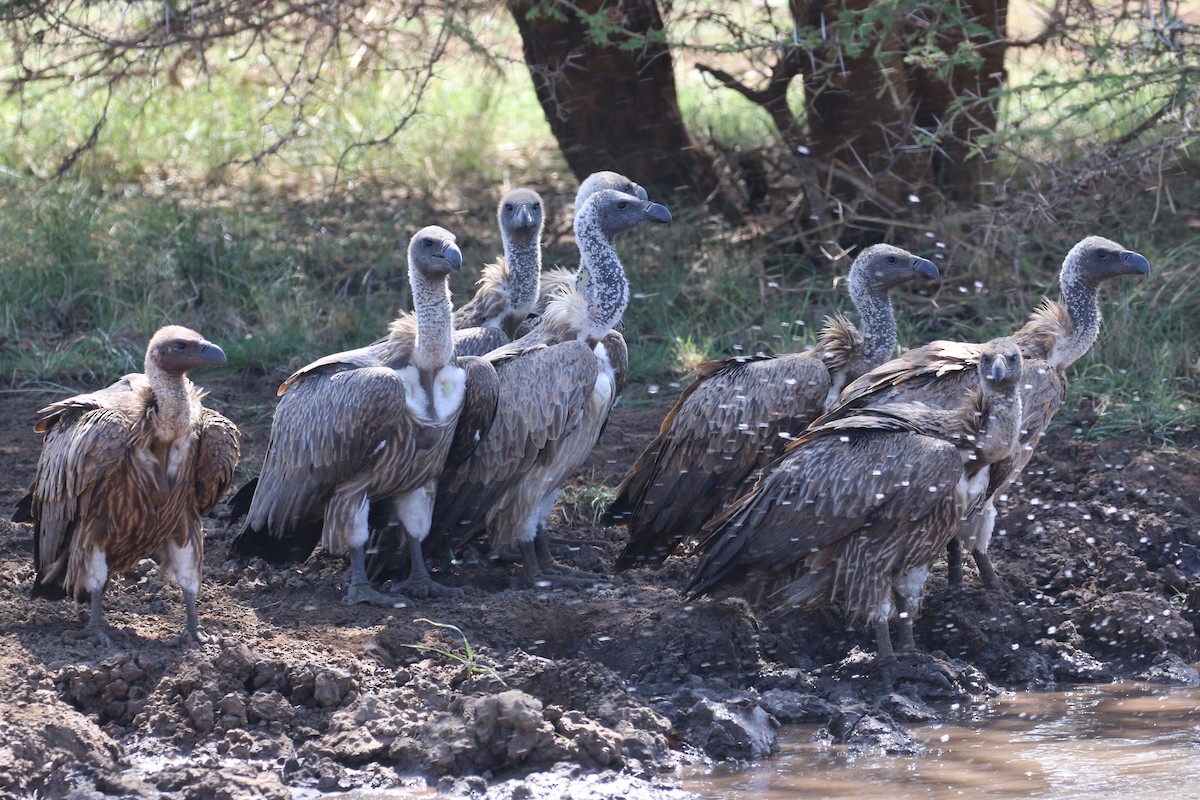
[194, 410, 241, 515]
[611, 353, 830, 569]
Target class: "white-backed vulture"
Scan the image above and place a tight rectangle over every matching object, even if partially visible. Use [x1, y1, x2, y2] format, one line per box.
[686, 339, 1025, 661]
[231, 226, 500, 606]
[425, 187, 672, 586]
[518, 171, 648, 336]
[13, 326, 239, 642]
[451, 188, 545, 355]
[608, 244, 940, 570]
[833, 235, 1150, 591]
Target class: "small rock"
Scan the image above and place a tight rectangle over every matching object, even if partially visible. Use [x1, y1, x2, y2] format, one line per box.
[682, 697, 777, 761]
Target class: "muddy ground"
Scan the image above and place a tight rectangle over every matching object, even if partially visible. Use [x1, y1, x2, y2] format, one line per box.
[1, 374, 1198, 799]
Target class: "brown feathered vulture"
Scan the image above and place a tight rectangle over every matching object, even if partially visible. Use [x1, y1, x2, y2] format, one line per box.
[13, 326, 239, 642]
[231, 226, 499, 606]
[421, 187, 672, 586]
[832, 235, 1150, 591]
[686, 338, 1025, 662]
[608, 244, 939, 570]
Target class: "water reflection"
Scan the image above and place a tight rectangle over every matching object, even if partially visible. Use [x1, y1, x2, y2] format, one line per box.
[684, 683, 1200, 800]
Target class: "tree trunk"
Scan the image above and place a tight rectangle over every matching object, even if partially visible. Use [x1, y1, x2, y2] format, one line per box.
[507, 0, 740, 220]
[794, 0, 1007, 208]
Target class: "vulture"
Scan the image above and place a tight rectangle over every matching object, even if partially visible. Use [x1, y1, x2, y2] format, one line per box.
[423, 187, 672, 586]
[609, 244, 940, 570]
[13, 326, 239, 642]
[686, 338, 1025, 661]
[518, 171, 648, 335]
[451, 187, 545, 355]
[833, 235, 1150, 591]
[231, 226, 500, 606]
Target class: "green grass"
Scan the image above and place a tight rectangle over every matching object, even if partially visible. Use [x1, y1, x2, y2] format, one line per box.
[1, 13, 1197, 439]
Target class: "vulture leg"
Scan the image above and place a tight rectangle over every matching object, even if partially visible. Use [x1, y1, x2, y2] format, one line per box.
[388, 485, 464, 600]
[873, 618, 897, 664]
[346, 546, 411, 607]
[973, 549, 1002, 592]
[84, 590, 112, 647]
[532, 533, 607, 583]
[946, 539, 966, 592]
[162, 535, 208, 644]
[518, 538, 592, 588]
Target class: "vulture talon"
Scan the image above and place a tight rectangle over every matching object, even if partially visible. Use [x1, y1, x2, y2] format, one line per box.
[390, 576, 464, 601]
[345, 582, 412, 608]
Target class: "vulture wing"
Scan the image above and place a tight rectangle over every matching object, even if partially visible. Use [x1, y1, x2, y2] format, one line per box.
[233, 365, 416, 563]
[194, 409, 241, 515]
[430, 340, 598, 550]
[30, 406, 133, 597]
[611, 352, 830, 569]
[687, 427, 963, 604]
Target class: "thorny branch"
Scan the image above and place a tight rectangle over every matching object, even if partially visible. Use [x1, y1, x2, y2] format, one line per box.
[0, 0, 493, 181]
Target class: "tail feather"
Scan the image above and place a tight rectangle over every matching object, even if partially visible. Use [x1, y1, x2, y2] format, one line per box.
[230, 518, 323, 566]
[11, 492, 33, 523]
[224, 478, 258, 523]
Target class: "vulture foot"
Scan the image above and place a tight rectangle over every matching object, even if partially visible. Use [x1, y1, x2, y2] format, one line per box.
[77, 621, 113, 648]
[170, 625, 211, 647]
[344, 581, 413, 608]
[389, 575, 465, 600]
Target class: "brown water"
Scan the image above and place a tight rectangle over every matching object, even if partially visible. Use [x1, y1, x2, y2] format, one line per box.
[683, 683, 1200, 799]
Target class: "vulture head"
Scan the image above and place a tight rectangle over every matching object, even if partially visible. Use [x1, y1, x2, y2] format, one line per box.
[1062, 235, 1151, 288]
[409, 225, 463, 279]
[147, 325, 227, 377]
[849, 243, 940, 295]
[499, 188, 544, 239]
[978, 337, 1022, 393]
[577, 188, 672, 241]
[575, 171, 648, 216]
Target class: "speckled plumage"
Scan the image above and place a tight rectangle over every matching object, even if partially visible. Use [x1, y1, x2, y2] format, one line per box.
[834, 235, 1150, 590]
[15, 326, 239, 639]
[687, 339, 1025, 660]
[608, 244, 940, 570]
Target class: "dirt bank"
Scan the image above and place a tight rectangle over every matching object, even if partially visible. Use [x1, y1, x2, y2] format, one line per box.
[1, 376, 1197, 799]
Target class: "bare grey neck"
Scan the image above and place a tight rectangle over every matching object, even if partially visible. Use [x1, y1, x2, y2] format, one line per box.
[1051, 277, 1101, 370]
[411, 271, 455, 372]
[976, 384, 1023, 466]
[503, 229, 542, 317]
[574, 215, 629, 339]
[847, 274, 897, 369]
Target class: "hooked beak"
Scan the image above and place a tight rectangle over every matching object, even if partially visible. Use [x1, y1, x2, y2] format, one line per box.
[912, 256, 940, 282]
[440, 241, 463, 272]
[198, 340, 227, 368]
[644, 202, 672, 225]
[1119, 249, 1151, 277]
[988, 354, 1008, 383]
[515, 204, 535, 230]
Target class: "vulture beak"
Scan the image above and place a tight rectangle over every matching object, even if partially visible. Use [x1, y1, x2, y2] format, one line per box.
[988, 353, 1008, 384]
[633, 184, 649, 201]
[199, 340, 228, 368]
[440, 241, 463, 272]
[515, 204, 535, 230]
[1119, 250, 1151, 277]
[912, 257, 940, 282]
[644, 202, 672, 225]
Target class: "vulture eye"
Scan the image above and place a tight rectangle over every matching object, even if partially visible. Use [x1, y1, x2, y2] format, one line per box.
[617, 201, 629, 210]
[173, 341, 188, 351]
[1096, 249, 1109, 259]
[505, 204, 514, 212]
[422, 238, 434, 248]
[886, 256, 898, 265]
[532, 203, 540, 211]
